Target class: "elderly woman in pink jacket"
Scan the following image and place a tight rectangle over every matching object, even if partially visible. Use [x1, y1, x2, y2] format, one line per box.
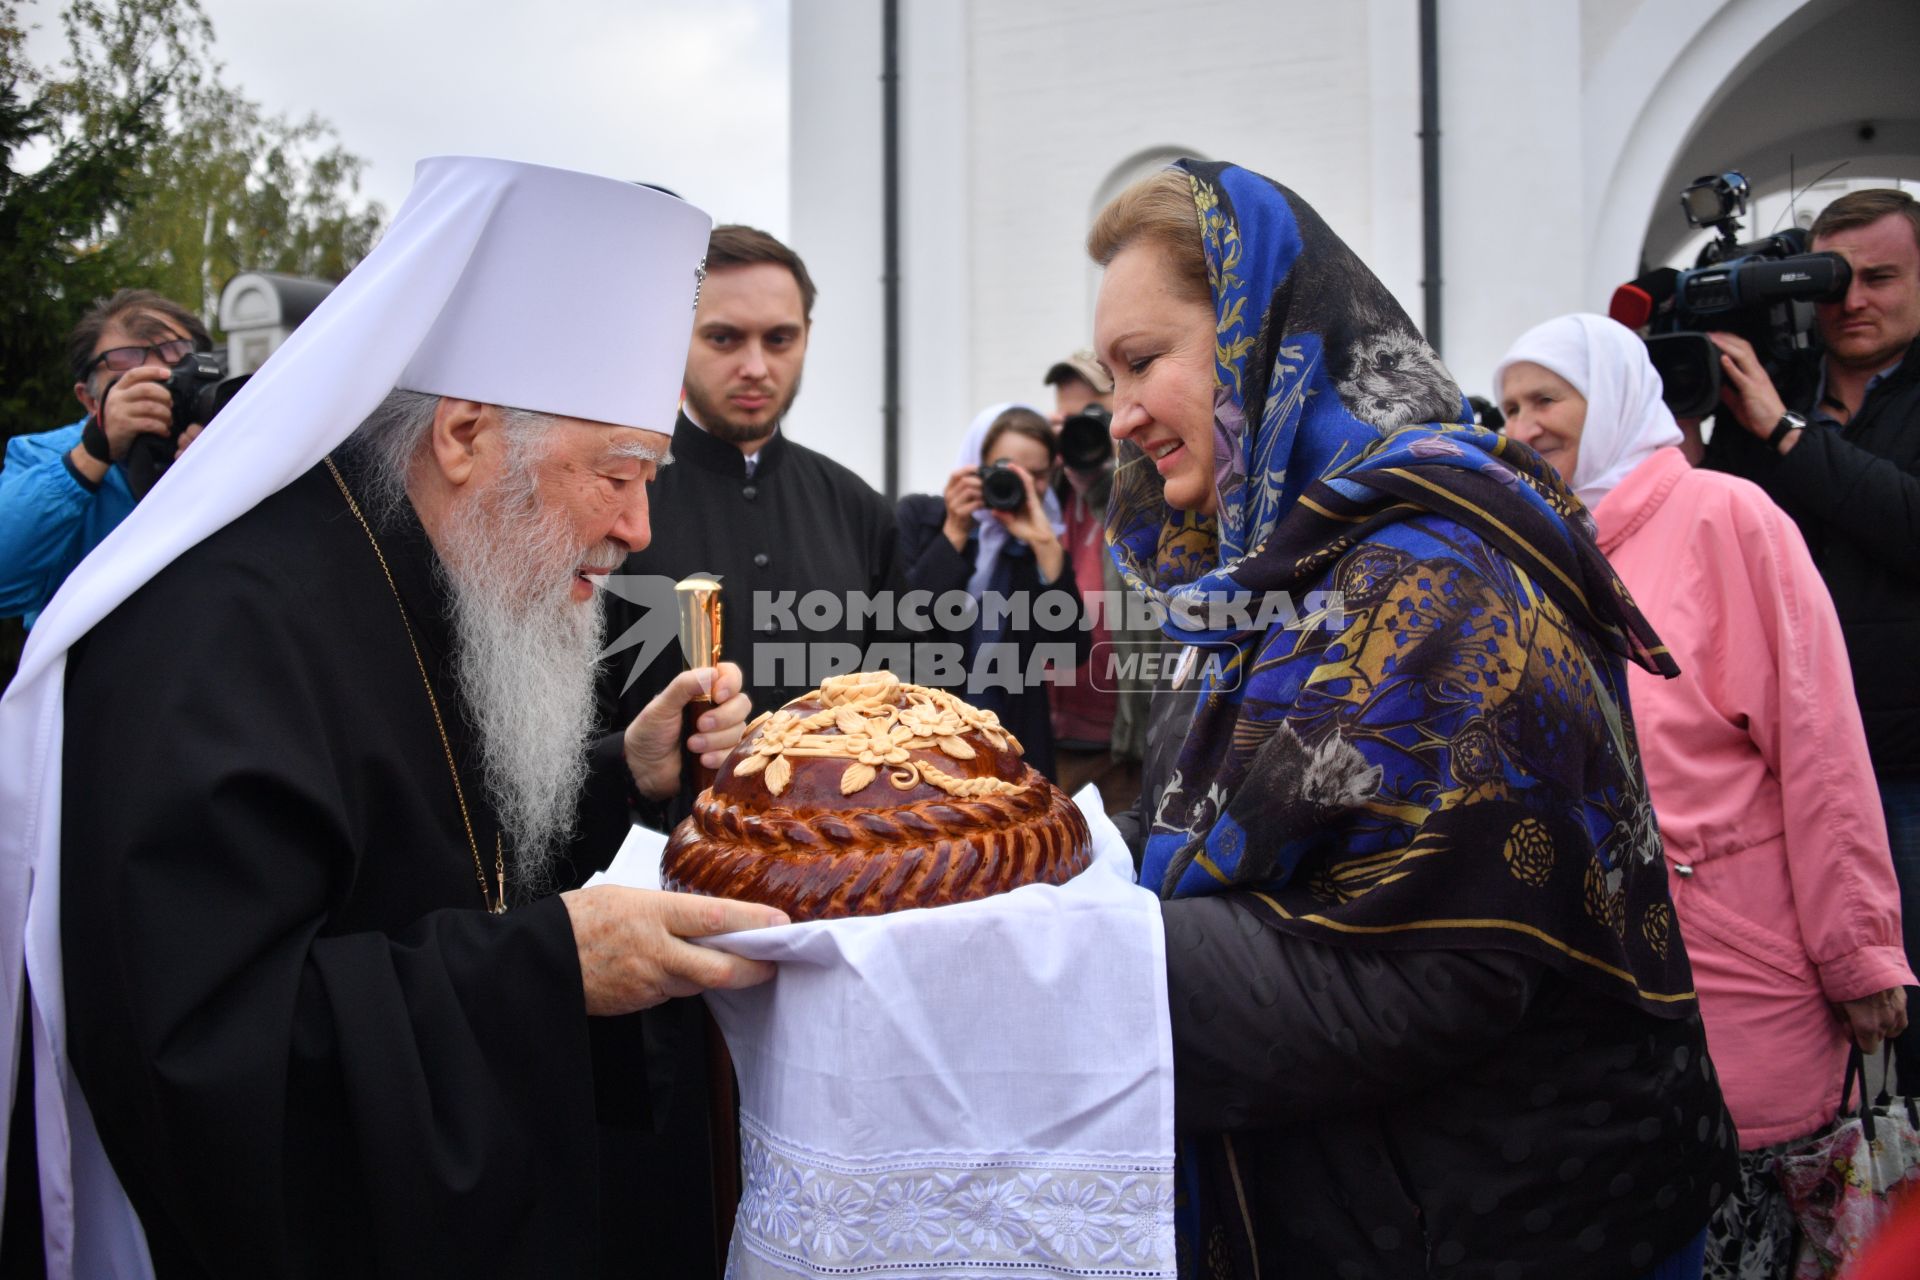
[1493, 313, 1912, 1277]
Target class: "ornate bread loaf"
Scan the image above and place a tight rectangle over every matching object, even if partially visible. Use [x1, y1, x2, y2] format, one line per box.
[661, 672, 1091, 920]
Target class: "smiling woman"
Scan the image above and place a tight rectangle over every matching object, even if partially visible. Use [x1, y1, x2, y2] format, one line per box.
[1092, 162, 1736, 1280]
[1498, 361, 1587, 483]
[1494, 312, 1914, 1280]
[1089, 176, 1219, 514]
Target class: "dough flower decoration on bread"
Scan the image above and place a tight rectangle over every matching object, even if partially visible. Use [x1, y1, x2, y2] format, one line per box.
[732, 671, 1027, 799]
[663, 671, 1089, 920]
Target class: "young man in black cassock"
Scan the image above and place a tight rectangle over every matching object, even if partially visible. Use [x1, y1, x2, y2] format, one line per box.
[592, 225, 903, 1280]
[14, 159, 789, 1279]
[603, 226, 903, 740]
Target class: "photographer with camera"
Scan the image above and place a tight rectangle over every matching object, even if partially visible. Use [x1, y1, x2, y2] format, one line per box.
[1043, 350, 1148, 811]
[1701, 189, 1920, 1083]
[0, 290, 213, 626]
[896, 403, 1085, 781]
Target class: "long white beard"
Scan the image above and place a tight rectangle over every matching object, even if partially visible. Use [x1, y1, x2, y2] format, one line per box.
[437, 461, 615, 896]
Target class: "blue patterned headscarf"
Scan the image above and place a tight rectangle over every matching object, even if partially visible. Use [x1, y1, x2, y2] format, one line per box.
[1109, 161, 1688, 1015]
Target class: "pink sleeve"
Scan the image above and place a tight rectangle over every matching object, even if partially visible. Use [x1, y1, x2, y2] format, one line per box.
[1723, 490, 1914, 1002]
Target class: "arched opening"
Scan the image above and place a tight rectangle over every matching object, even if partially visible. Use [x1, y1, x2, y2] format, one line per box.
[1585, 0, 1829, 300]
[1086, 146, 1209, 225]
[1641, 0, 1920, 271]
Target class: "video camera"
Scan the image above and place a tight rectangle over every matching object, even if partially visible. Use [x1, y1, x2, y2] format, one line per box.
[1611, 171, 1850, 418]
[122, 350, 250, 499]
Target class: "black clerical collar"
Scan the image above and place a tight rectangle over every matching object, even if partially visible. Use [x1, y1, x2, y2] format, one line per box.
[672, 410, 788, 481]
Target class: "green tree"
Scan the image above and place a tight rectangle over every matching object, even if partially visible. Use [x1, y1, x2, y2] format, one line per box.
[0, 0, 382, 684]
[1, 0, 383, 441]
[0, 0, 166, 437]
[53, 0, 385, 322]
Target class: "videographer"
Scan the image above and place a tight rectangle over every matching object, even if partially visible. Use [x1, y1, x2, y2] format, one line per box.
[1703, 187, 1920, 1079]
[0, 290, 212, 626]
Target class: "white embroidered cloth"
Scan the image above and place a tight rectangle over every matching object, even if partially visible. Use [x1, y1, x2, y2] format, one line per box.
[594, 787, 1175, 1278]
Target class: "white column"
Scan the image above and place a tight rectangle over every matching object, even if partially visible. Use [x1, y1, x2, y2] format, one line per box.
[1437, 0, 1587, 403]
[900, 0, 973, 500]
[786, 0, 886, 490]
[1365, 0, 1426, 328]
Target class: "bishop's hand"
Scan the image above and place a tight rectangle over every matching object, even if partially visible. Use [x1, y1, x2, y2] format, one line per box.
[560, 885, 787, 1015]
[623, 662, 752, 801]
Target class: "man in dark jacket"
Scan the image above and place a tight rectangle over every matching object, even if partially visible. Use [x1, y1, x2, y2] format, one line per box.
[1703, 186, 1920, 1078]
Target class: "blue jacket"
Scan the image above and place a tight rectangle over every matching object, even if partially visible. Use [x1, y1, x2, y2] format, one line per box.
[0, 420, 137, 626]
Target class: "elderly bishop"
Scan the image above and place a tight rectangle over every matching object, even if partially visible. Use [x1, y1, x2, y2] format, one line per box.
[0, 158, 787, 1277]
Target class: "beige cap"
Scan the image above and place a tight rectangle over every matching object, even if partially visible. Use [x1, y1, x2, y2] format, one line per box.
[1042, 348, 1114, 395]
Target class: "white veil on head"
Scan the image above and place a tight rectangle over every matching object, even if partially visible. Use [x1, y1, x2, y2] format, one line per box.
[1491, 312, 1682, 509]
[0, 156, 711, 1276]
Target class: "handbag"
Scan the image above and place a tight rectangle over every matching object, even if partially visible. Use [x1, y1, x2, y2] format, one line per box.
[1772, 1045, 1920, 1278]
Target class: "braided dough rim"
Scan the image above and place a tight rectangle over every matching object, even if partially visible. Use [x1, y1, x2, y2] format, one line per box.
[661, 767, 1093, 920]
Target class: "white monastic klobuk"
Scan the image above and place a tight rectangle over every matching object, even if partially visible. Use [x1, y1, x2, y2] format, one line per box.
[0, 156, 710, 1277]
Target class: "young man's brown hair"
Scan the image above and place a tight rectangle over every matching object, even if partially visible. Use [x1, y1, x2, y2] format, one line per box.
[705, 225, 818, 322]
[1810, 188, 1920, 253]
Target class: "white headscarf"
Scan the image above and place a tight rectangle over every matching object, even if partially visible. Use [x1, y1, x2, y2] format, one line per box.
[953, 402, 1063, 597]
[0, 157, 710, 1277]
[1492, 313, 1682, 508]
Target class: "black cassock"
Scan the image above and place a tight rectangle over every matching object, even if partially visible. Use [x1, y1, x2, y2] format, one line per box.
[603, 414, 903, 733]
[62, 454, 710, 1278]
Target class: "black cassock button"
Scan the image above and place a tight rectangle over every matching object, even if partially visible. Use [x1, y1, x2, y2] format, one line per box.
[742, 484, 758, 500]
[753, 552, 770, 568]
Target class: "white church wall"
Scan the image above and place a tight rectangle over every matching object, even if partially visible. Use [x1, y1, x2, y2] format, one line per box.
[1437, 0, 1589, 402]
[1365, 0, 1426, 328]
[1580, 0, 1656, 82]
[959, 0, 1380, 494]
[901, 0, 974, 497]
[789, 0, 1839, 495]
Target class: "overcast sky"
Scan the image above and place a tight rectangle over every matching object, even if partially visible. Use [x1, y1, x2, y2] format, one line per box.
[22, 0, 791, 236]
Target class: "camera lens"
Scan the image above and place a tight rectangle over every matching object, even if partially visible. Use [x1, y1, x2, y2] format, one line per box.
[1059, 404, 1113, 471]
[979, 463, 1028, 511]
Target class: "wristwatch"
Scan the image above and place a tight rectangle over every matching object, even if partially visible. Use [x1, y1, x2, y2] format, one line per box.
[1766, 411, 1807, 450]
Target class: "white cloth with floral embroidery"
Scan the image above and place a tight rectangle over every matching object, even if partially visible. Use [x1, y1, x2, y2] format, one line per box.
[598, 787, 1175, 1278]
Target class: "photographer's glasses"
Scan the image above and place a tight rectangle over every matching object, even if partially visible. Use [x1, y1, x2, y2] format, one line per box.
[83, 338, 195, 379]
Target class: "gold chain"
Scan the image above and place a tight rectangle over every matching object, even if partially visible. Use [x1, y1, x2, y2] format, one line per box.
[324, 456, 507, 914]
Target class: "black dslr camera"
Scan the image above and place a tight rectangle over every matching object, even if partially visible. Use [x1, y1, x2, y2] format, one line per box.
[978, 460, 1030, 512]
[122, 350, 250, 499]
[1058, 402, 1114, 472]
[1612, 171, 1850, 418]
